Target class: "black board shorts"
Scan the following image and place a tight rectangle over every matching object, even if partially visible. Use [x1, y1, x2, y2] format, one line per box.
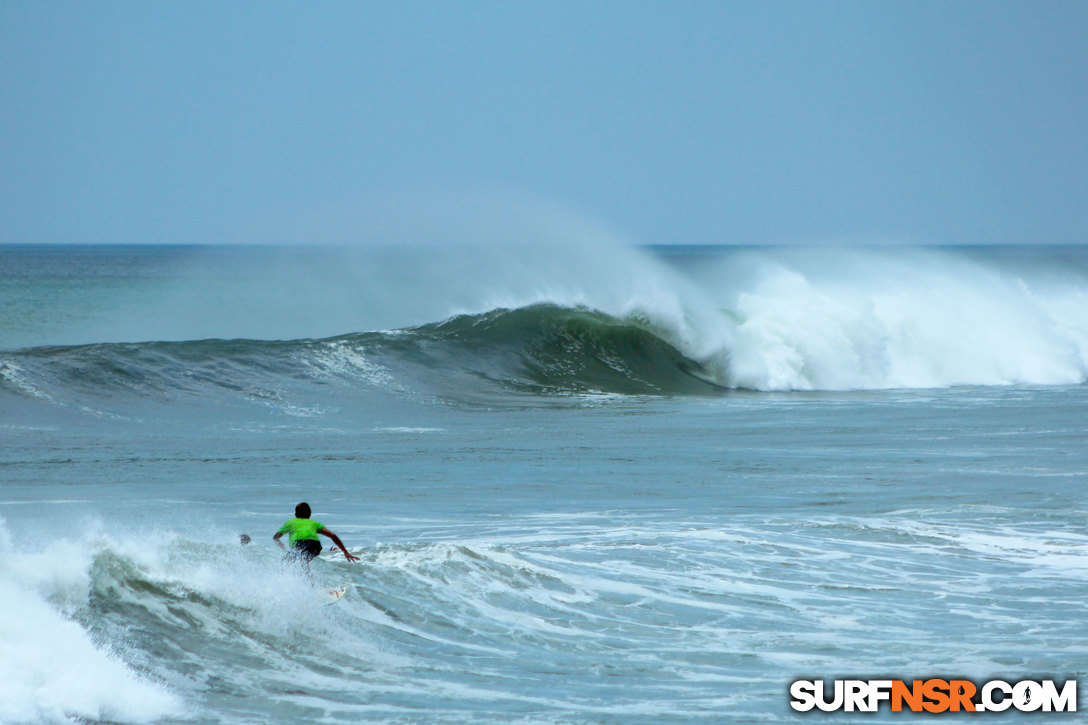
[293, 538, 322, 561]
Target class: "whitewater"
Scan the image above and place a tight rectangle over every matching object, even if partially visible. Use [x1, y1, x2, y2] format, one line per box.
[2, 243, 1087, 723]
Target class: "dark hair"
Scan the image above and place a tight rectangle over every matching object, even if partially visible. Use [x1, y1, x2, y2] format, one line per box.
[295, 502, 311, 519]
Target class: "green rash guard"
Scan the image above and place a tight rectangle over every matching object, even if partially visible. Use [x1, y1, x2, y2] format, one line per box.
[278, 518, 324, 546]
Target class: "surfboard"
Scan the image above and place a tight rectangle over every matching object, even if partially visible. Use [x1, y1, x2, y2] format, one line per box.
[321, 585, 348, 605]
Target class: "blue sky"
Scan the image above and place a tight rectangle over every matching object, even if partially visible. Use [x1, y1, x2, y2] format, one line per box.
[2, 1, 1087, 245]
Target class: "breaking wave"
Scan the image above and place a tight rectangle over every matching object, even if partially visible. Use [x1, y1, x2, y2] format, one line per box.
[2, 246, 1087, 414]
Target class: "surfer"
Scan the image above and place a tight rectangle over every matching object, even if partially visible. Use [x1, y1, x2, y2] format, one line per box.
[273, 502, 360, 565]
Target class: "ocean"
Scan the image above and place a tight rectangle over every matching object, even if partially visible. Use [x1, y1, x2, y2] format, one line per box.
[1, 242, 1086, 724]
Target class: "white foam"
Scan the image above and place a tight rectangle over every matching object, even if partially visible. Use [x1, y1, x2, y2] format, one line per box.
[0, 519, 179, 724]
[0, 359, 56, 401]
[304, 340, 400, 389]
[663, 248, 1088, 390]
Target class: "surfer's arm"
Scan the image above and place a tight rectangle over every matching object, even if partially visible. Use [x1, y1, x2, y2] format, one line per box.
[272, 531, 286, 549]
[320, 527, 359, 562]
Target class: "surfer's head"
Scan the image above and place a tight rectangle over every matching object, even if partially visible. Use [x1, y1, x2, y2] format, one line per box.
[295, 502, 311, 519]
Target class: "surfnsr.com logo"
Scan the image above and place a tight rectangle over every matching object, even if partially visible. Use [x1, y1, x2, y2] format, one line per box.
[790, 679, 1077, 713]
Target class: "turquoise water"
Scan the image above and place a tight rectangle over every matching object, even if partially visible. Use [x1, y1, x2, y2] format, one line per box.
[1, 244, 1086, 723]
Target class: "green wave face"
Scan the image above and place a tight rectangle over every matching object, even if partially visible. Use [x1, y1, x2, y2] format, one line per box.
[0, 305, 726, 417]
[410, 305, 722, 395]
